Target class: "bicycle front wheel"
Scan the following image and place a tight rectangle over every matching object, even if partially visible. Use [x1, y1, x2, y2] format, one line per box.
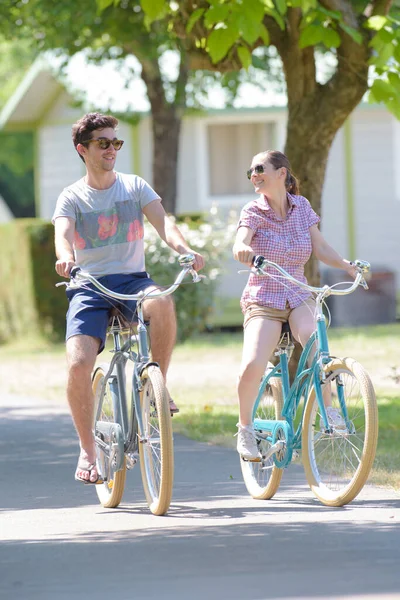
[241, 372, 284, 500]
[92, 366, 126, 509]
[139, 365, 174, 515]
[302, 357, 378, 507]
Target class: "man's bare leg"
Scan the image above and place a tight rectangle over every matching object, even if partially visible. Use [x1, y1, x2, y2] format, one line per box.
[66, 334, 101, 482]
[143, 294, 177, 409]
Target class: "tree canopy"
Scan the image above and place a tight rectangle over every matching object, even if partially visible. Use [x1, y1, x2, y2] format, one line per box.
[110, 0, 400, 119]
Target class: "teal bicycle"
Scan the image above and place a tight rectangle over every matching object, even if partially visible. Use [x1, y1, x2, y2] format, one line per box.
[240, 256, 378, 507]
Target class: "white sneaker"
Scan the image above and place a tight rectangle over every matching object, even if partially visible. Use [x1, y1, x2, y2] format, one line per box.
[326, 406, 347, 431]
[236, 424, 260, 460]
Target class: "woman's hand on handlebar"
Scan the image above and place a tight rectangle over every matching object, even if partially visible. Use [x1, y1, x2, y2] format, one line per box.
[343, 260, 358, 280]
[233, 243, 255, 266]
[191, 250, 205, 272]
[55, 257, 76, 278]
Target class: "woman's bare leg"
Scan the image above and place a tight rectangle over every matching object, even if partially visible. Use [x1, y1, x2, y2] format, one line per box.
[238, 318, 282, 426]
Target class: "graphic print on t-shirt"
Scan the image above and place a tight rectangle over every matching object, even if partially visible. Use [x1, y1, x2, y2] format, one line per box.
[74, 200, 144, 250]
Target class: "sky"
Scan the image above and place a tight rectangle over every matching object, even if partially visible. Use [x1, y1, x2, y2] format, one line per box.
[60, 50, 287, 113]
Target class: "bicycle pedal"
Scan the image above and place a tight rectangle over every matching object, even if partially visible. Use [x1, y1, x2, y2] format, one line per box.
[242, 456, 262, 463]
[126, 453, 139, 469]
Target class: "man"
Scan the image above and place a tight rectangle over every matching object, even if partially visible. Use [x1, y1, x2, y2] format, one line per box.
[53, 112, 204, 485]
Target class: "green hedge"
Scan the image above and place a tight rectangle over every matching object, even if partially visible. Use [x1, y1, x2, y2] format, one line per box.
[0, 219, 65, 343]
[0, 212, 236, 344]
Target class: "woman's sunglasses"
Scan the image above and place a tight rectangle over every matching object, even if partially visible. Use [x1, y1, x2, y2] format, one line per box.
[83, 137, 124, 150]
[246, 164, 265, 180]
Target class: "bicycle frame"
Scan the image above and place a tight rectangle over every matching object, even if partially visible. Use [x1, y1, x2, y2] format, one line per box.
[94, 294, 174, 464]
[252, 292, 351, 468]
[71, 253, 203, 470]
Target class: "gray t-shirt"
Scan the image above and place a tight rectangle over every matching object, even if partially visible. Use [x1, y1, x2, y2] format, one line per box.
[52, 172, 160, 276]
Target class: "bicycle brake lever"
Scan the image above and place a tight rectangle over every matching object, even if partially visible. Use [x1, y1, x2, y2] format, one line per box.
[192, 271, 207, 283]
[360, 278, 369, 290]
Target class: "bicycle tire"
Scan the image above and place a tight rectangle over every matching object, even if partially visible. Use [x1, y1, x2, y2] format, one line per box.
[302, 357, 378, 507]
[92, 365, 127, 509]
[241, 369, 284, 500]
[139, 365, 174, 515]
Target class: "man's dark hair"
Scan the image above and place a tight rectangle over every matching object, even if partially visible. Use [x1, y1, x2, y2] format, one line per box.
[72, 113, 119, 162]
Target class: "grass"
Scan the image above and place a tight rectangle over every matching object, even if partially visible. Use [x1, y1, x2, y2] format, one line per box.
[0, 324, 399, 491]
[171, 324, 400, 491]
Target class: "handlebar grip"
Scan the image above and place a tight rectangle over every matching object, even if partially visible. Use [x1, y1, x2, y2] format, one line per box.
[252, 255, 266, 269]
[69, 266, 81, 279]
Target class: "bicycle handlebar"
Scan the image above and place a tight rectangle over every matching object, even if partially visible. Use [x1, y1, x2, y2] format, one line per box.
[247, 255, 370, 298]
[58, 253, 203, 301]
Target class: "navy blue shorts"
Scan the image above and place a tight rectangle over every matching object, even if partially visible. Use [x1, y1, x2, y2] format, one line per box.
[66, 272, 156, 353]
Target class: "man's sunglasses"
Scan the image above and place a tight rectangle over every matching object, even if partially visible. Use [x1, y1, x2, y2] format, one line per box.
[247, 164, 265, 180]
[82, 137, 124, 150]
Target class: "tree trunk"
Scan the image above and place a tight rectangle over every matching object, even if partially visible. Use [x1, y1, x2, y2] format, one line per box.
[149, 105, 181, 215]
[140, 51, 188, 215]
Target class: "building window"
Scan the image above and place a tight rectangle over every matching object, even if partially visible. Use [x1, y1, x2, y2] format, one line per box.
[207, 122, 275, 195]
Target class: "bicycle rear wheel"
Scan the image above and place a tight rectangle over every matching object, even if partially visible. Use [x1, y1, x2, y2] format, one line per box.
[139, 365, 174, 515]
[241, 371, 284, 500]
[302, 357, 378, 507]
[92, 366, 126, 508]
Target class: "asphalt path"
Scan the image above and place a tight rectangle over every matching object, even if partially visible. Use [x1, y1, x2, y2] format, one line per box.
[1, 395, 399, 600]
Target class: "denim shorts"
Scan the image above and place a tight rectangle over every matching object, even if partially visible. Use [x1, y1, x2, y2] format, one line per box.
[66, 272, 156, 353]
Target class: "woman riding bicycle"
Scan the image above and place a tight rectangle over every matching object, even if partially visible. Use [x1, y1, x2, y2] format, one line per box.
[233, 150, 357, 460]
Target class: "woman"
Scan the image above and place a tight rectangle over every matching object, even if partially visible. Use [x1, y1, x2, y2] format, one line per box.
[233, 150, 357, 460]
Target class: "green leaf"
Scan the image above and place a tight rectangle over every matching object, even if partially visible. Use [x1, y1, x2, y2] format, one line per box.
[296, 0, 318, 11]
[186, 8, 205, 33]
[365, 15, 388, 31]
[385, 97, 400, 120]
[388, 71, 400, 94]
[275, 0, 287, 15]
[299, 24, 326, 48]
[252, 54, 267, 69]
[369, 78, 393, 102]
[377, 27, 396, 44]
[394, 43, 400, 63]
[204, 4, 230, 28]
[317, 6, 341, 20]
[339, 22, 363, 44]
[237, 45, 252, 69]
[322, 27, 341, 48]
[96, 0, 115, 11]
[207, 26, 239, 63]
[259, 23, 270, 45]
[367, 89, 378, 104]
[140, 0, 165, 23]
[238, 15, 265, 45]
[369, 42, 395, 68]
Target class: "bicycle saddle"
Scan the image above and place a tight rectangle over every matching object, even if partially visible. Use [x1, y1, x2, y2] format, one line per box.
[108, 307, 134, 329]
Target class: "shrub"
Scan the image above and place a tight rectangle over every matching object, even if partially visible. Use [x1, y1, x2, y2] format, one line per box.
[144, 206, 237, 340]
[0, 219, 64, 344]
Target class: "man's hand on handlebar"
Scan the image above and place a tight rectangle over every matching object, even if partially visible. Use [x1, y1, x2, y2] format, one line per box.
[55, 257, 76, 278]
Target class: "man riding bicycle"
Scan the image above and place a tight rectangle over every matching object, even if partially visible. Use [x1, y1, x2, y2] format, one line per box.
[53, 112, 204, 485]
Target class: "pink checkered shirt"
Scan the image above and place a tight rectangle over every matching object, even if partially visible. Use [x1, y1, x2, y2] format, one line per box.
[238, 193, 320, 312]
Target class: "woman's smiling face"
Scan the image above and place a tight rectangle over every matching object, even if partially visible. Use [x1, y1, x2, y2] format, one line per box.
[249, 154, 284, 194]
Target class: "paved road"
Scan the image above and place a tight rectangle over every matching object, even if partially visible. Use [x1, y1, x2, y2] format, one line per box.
[1, 395, 399, 600]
